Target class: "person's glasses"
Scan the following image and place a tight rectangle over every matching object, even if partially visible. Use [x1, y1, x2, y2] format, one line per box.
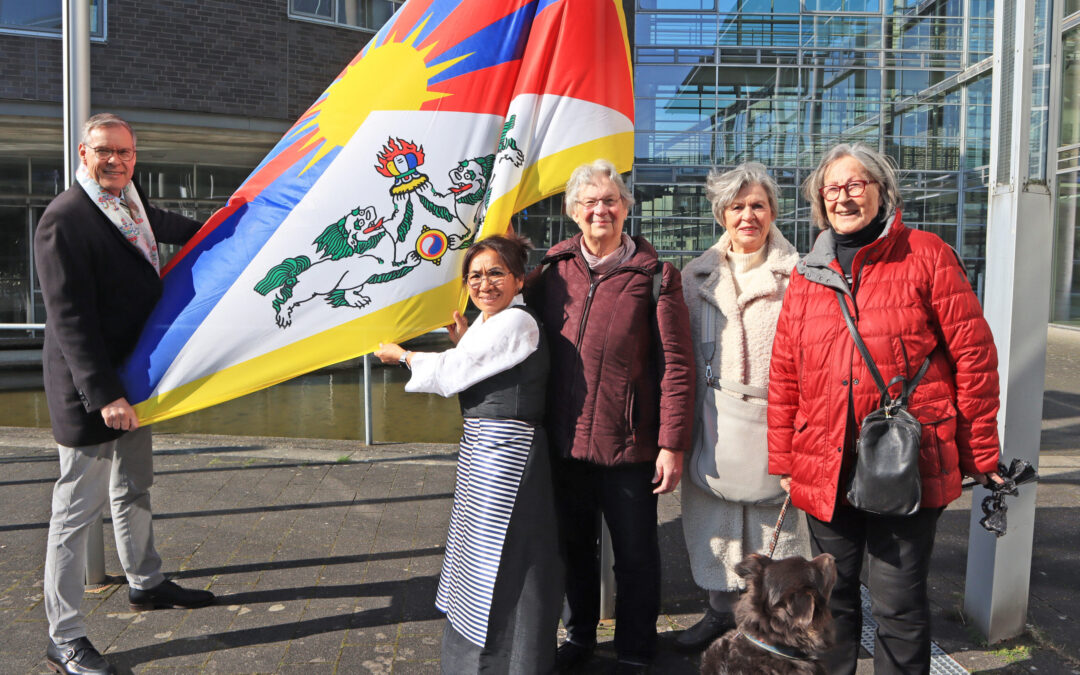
[466, 269, 508, 288]
[579, 197, 621, 210]
[819, 180, 875, 201]
[89, 146, 135, 161]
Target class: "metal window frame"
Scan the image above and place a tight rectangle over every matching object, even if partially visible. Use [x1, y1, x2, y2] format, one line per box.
[286, 0, 401, 34]
[0, 0, 106, 41]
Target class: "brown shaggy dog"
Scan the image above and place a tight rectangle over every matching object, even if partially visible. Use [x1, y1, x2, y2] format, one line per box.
[700, 553, 836, 675]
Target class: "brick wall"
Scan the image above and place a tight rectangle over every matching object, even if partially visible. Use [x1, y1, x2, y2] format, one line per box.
[0, 0, 371, 122]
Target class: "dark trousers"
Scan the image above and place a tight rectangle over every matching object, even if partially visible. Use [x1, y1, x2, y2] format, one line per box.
[807, 503, 943, 675]
[555, 459, 660, 663]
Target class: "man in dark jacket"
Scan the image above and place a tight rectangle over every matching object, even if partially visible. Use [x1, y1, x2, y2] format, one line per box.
[34, 113, 213, 675]
[526, 160, 694, 673]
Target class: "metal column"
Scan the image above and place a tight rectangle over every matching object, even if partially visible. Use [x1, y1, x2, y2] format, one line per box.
[63, 0, 90, 185]
[363, 354, 374, 445]
[964, 0, 1052, 643]
[63, 0, 106, 589]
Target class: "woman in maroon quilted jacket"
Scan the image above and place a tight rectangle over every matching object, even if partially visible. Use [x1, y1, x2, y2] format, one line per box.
[767, 143, 1003, 675]
[525, 159, 694, 673]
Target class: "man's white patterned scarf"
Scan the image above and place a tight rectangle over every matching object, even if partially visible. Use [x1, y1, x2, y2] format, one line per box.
[76, 164, 160, 272]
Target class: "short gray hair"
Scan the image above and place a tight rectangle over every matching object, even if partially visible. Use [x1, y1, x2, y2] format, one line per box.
[802, 143, 901, 229]
[81, 113, 137, 147]
[564, 158, 634, 217]
[704, 162, 779, 224]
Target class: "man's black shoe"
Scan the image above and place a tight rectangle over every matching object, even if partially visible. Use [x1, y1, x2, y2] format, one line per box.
[129, 579, 214, 611]
[555, 640, 594, 672]
[45, 637, 116, 675]
[674, 607, 735, 651]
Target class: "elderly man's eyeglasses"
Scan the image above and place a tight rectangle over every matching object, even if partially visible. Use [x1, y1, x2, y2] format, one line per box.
[89, 146, 135, 161]
[579, 197, 621, 210]
[819, 180, 875, 201]
[466, 269, 508, 288]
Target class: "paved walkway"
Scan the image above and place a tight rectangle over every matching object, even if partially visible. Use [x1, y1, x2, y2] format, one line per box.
[1, 326, 1078, 674]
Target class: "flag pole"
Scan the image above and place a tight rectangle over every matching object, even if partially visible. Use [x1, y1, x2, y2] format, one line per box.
[63, 0, 104, 589]
[363, 355, 374, 445]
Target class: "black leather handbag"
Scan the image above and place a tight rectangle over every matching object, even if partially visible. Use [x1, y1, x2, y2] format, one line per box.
[835, 291, 931, 516]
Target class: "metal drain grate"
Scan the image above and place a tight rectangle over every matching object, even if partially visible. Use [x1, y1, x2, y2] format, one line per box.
[859, 585, 969, 674]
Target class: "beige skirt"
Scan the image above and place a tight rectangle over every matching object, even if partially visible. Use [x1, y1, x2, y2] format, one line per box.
[680, 476, 811, 590]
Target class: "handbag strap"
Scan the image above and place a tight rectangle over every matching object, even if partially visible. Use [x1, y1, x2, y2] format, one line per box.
[834, 290, 931, 406]
[700, 302, 768, 400]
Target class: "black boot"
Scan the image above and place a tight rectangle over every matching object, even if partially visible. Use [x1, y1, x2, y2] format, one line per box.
[129, 579, 214, 611]
[46, 637, 116, 675]
[674, 608, 735, 651]
[555, 640, 594, 672]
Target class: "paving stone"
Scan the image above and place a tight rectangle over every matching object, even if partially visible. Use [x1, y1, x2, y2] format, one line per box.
[200, 643, 289, 674]
[279, 630, 345, 665]
[392, 633, 441, 662]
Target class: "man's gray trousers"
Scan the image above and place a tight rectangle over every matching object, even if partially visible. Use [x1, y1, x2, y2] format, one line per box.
[43, 427, 165, 642]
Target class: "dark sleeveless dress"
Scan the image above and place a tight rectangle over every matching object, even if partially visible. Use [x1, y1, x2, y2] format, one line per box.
[437, 306, 562, 674]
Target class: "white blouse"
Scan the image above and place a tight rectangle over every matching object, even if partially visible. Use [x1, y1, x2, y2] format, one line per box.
[406, 295, 540, 398]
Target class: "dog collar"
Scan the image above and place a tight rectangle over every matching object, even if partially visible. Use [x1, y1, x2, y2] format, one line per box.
[737, 631, 812, 661]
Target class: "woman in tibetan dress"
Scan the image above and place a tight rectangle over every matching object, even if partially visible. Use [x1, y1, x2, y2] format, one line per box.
[375, 234, 561, 673]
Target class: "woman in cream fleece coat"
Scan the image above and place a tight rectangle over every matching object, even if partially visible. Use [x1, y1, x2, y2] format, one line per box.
[676, 163, 810, 651]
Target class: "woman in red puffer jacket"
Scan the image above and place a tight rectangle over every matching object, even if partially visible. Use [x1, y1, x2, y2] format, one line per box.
[767, 143, 1002, 675]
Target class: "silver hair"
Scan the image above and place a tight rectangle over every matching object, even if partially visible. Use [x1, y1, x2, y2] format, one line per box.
[802, 143, 901, 230]
[704, 162, 780, 224]
[81, 113, 137, 147]
[564, 158, 634, 217]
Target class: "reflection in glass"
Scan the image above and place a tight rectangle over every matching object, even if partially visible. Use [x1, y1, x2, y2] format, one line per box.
[1061, 28, 1080, 148]
[30, 158, 63, 197]
[0, 205, 29, 323]
[0, 0, 104, 37]
[0, 158, 26, 197]
[1053, 175, 1080, 323]
[638, 13, 718, 46]
[289, 0, 401, 30]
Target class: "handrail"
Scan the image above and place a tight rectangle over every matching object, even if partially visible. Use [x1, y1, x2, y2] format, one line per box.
[0, 324, 45, 330]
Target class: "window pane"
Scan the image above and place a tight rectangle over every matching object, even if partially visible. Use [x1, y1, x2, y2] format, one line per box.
[292, 0, 332, 19]
[0, 157, 26, 196]
[1060, 26, 1080, 147]
[1052, 175, 1080, 323]
[638, 13, 718, 47]
[0, 0, 103, 37]
[290, 0, 402, 31]
[30, 157, 64, 198]
[639, 0, 718, 9]
[0, 205, 29, 323]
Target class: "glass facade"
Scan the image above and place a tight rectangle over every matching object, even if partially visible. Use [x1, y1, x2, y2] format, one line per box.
[505, 0, 1024, 297]
[632, 0, 996, 280]
[0, 0, 104, 39]
[289, 0, 402, 31]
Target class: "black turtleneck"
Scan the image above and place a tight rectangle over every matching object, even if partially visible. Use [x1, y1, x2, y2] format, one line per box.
[833, 215, 886, 280]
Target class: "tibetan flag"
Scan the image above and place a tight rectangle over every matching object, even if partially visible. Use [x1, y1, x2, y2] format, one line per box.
[119, 0, 634, 425]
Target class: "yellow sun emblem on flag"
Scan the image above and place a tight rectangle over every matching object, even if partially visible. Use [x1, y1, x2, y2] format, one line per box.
[295, 18, 468, 173]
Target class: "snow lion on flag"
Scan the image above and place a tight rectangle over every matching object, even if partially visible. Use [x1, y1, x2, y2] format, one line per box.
[253, 138, 494, 328]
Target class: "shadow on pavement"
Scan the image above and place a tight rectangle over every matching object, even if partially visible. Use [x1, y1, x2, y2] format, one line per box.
[172, 547, 446, 580]
[106, 576, 441, 672]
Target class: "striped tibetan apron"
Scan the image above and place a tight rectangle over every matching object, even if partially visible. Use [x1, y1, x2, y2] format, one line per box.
[435, 416, 535, 648]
